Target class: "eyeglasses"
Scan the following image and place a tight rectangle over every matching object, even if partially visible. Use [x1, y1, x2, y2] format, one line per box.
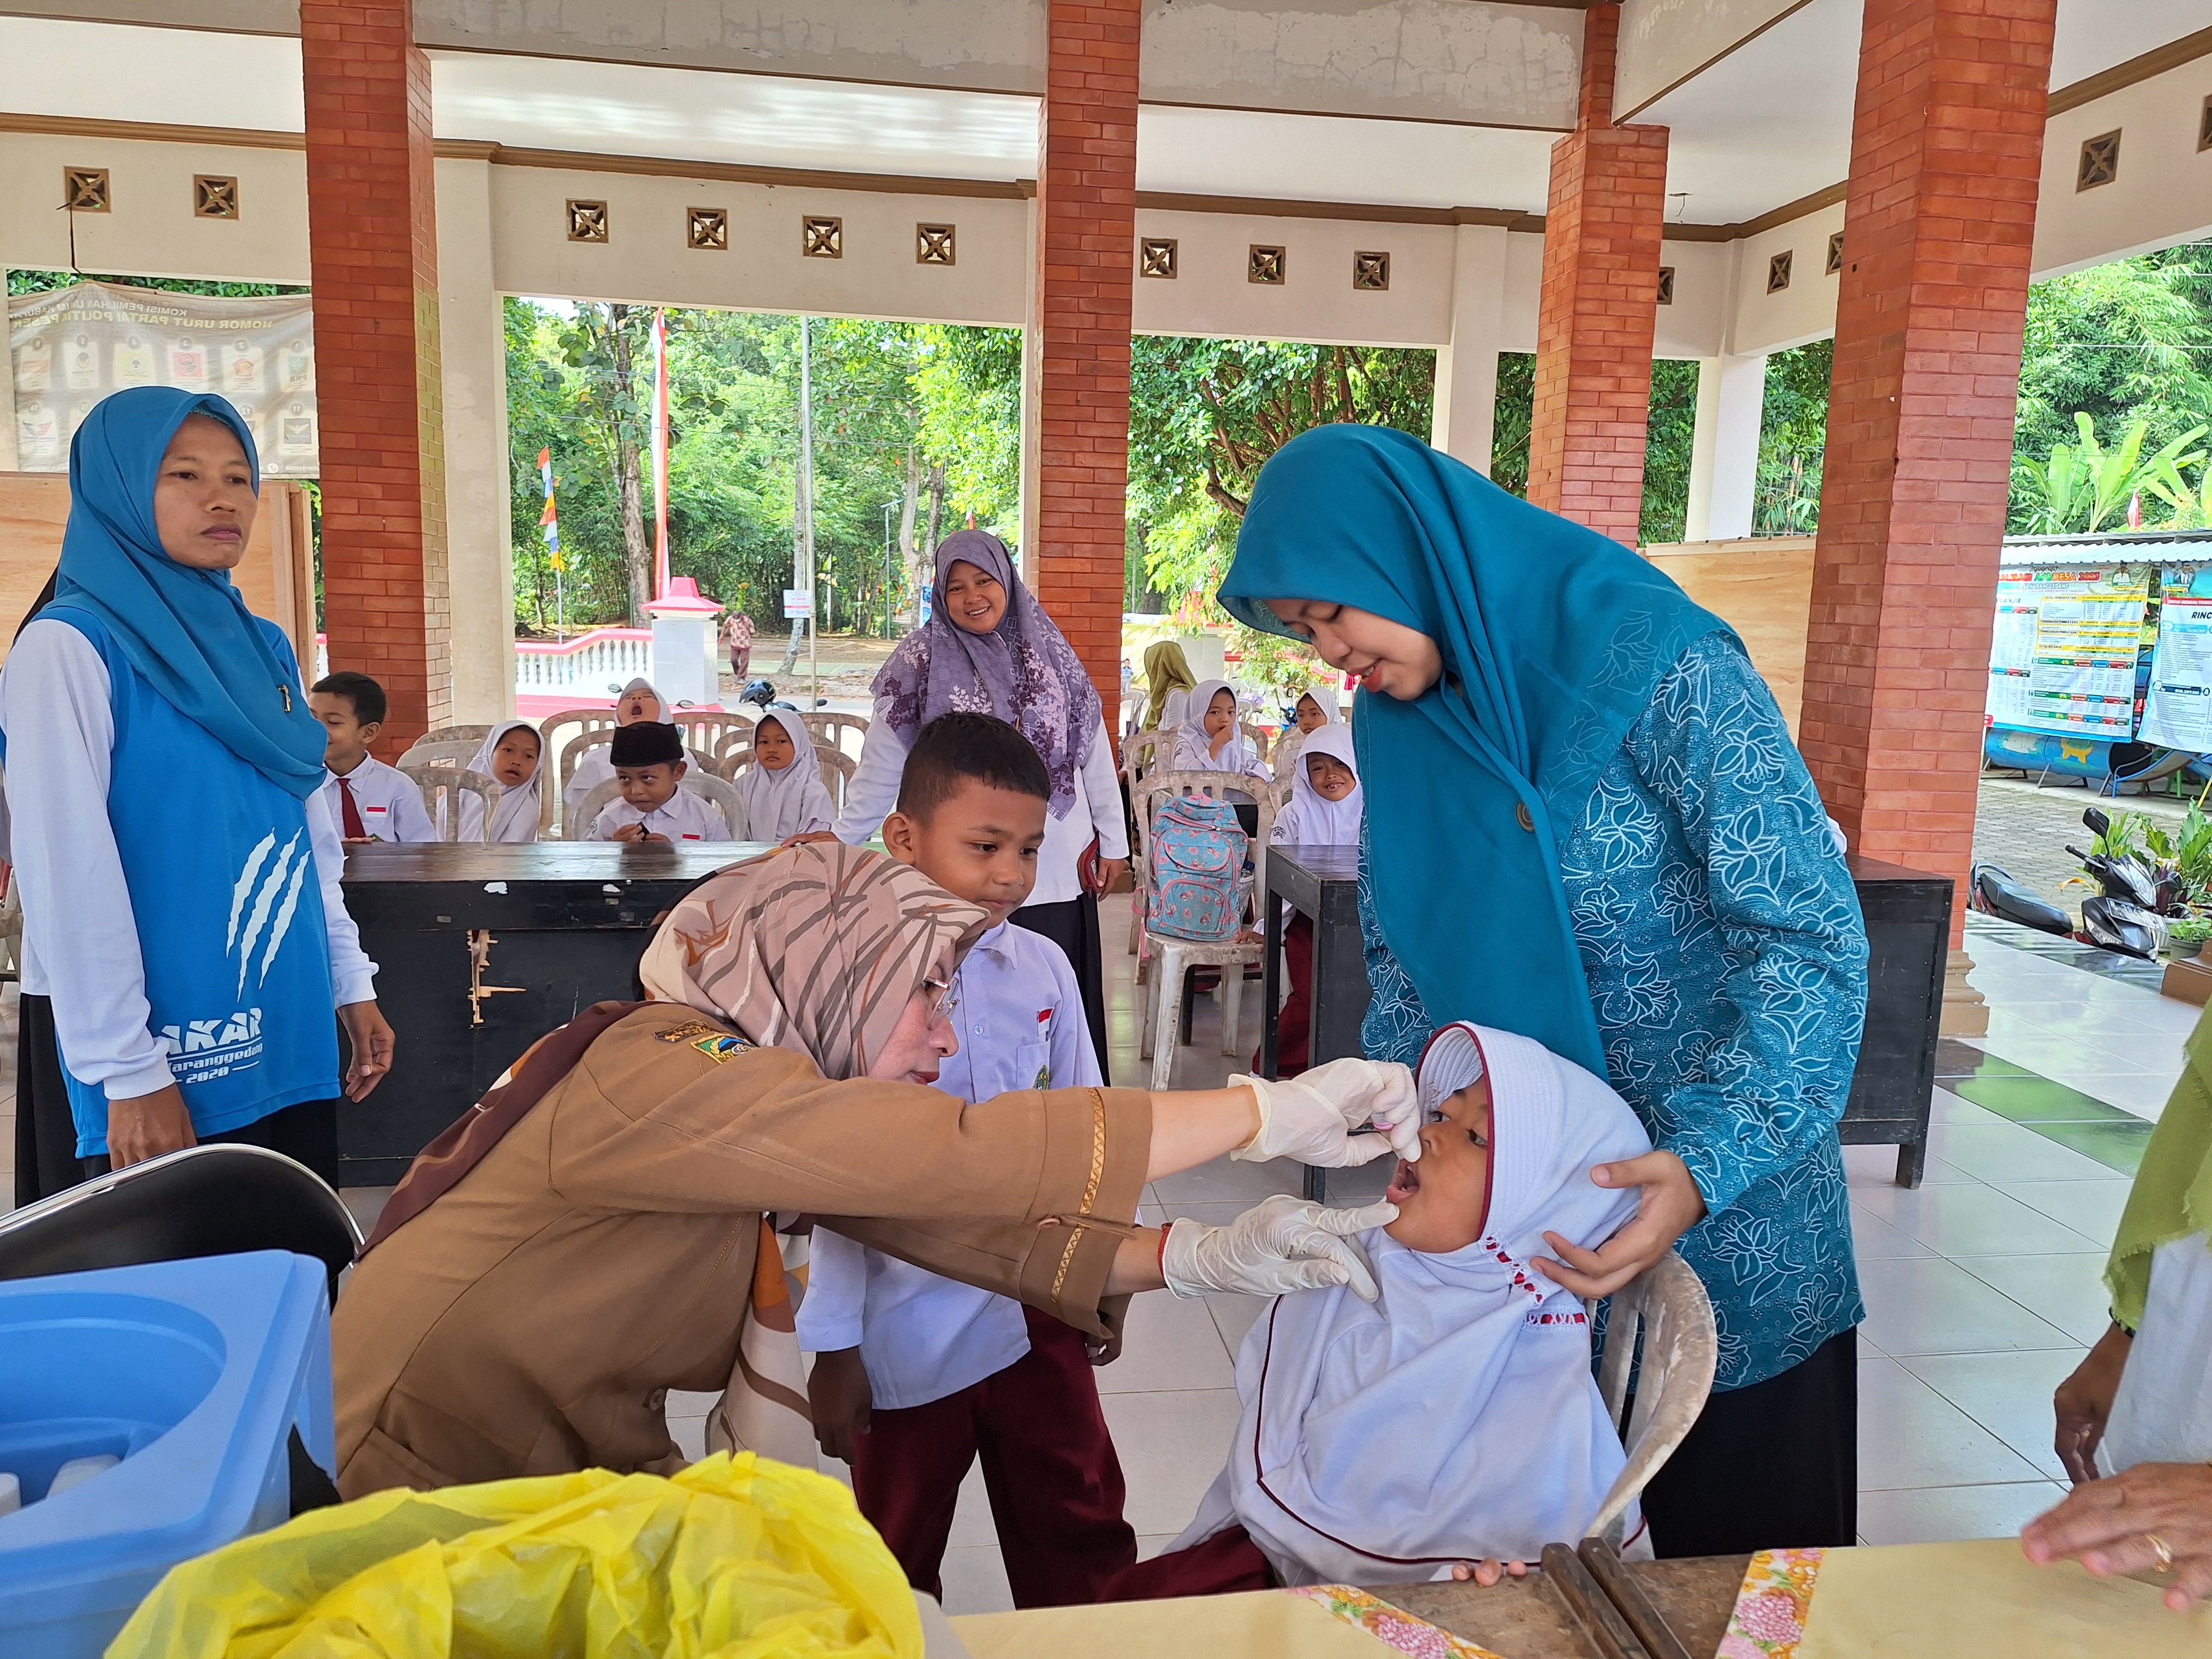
[923, 974, 963, 1025]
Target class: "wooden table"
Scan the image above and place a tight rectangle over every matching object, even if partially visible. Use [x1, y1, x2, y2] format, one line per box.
[337, 841, 771, 1185]
[1257, 850, 1954, 1193]
[1378, 1543, 1750, 1659]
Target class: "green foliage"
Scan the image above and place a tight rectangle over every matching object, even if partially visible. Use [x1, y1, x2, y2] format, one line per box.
[1641, 359, 1700, 544]
[7, 268, 306, 299]
[2012, 413, 2209, 536]
[2139, 796, 2212, 909]
[1491, 352, 1534, 497]
[1753, 340, 1832, 536]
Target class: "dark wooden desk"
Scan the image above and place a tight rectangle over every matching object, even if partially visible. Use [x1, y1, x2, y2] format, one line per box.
[1258, 849, 1954, 1192]
[337, 841, 771, 1185]
[1377, 1544, 1752, 1659]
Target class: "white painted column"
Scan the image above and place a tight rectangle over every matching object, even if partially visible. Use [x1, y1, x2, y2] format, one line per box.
[434, 155, 517, 722]
[1016, 193, 1042, 580]
[1683, 351, 1765, 543]
[1429, 223, 1508, 475]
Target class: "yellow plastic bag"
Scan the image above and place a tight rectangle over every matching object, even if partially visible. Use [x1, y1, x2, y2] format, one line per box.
[108, 1452, 923, 1659]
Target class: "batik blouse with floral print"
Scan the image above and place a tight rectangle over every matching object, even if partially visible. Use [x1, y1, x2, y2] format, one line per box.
[1359, 632, 1868, 1392]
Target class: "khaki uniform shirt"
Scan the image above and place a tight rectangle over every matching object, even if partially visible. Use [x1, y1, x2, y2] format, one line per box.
[335, 1004, 1150, 1496]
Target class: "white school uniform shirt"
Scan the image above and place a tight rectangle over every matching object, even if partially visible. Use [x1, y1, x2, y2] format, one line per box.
[320, 755, 438, 843]
[587, 787, 731, 843]
[833, 709, 1128, 906]
[799, 921, 1101, 1410]
[0, 619, 378, 1101]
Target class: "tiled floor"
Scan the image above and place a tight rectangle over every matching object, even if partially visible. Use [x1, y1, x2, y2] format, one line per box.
[0, 846, 2191, 1618]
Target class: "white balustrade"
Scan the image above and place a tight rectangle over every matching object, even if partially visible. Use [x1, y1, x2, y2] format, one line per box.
[515, 629, 654, 698]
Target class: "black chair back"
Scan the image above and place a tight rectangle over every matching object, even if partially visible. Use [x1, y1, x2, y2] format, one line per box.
[0, 1144, 360, 1304]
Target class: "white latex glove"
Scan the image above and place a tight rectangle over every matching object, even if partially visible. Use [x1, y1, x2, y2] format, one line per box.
[1229, 1059, 1421, 1167]
[1160, 1195, 1400, 1301]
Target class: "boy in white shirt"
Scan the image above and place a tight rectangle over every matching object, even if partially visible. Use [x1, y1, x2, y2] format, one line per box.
[309, 671, 437, 844]
[585, 721, 730, 843]
[800, 711, 1136, 1607]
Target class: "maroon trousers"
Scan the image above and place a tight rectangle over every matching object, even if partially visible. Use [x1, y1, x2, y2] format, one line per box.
[848, 1305, 1137, 1608]
[1252, 914, 1317, 1077]
[1100, 1523, 1276, 1600]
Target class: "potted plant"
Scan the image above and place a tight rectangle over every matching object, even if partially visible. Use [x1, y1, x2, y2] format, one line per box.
[2166, 916, 2212, 961]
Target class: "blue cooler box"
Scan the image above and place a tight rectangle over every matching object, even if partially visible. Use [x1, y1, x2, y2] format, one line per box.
[0, 1251, 333, 1657]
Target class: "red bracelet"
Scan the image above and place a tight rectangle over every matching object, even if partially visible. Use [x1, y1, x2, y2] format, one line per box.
[1157, 1223, 1171, 1278]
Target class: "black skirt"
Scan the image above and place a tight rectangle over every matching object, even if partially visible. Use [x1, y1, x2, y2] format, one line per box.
[1637, 1327, 1859, 1556]
[15, 992, 343, 1201]
[1008, 892, 1110, 1087]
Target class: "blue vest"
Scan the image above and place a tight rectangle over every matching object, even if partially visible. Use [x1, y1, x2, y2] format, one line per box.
[48, 608, 339, 1154]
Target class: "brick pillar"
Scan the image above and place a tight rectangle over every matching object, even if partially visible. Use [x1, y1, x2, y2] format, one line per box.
[1032, 0, 1139, 724]
[301, 0, 451, 753]
[1800, 0, 2056, 922]
[1525, 2, 1669, 545]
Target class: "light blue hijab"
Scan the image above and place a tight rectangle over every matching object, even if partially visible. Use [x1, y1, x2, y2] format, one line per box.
[1219, 425, 1728, 1074]
[44, 387, 327, 798]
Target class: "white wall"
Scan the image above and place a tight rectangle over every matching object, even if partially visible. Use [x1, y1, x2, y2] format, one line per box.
[1614, 0, 1806, 118]
[2032, 57, 2212, 278]
[1724, 198, 1846, 357]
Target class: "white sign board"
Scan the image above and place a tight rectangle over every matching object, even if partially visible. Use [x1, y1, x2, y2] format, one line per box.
[2141, 600, 2212, 751]
[1986, 565, 2147, 738]
[782, 588, 813, 620]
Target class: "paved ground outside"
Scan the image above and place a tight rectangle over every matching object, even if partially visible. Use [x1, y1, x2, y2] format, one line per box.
[1970, 774, 2208, 926]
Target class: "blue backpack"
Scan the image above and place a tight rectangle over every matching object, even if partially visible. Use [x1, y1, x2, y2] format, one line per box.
[1147, 794, 1249, 942]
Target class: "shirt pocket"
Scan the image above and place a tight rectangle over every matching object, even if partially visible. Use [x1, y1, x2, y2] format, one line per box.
[1013, 1038, 1052, 1092]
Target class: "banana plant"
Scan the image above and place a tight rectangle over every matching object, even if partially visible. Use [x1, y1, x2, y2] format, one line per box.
[2014, 414, 2208, 535]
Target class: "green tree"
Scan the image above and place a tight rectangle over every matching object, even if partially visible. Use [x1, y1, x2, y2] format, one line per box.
[1753, 339, 1833, 536]
[1642, 359, 1701, 544]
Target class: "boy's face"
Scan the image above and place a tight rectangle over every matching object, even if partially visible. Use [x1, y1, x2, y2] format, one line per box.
[616, 758, 685, 813]
[882, 776, 1047, 925]
[308, 691, 376, 772]
[1383, 1078, 1494, 1254]
[1204, 690, 1236, 740]
[618, 687, 662, 725]
[1295, 695, 1328, 733]
[1304, 753, 1356, 802]
[753, 718, 798, 772]
[488, 728, 541, 788]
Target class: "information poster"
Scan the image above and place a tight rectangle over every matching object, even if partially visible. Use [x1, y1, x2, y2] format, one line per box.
[1986, 566, 2149, 738]
[2140, 580, 2212, 751]
[10, 281, 318, 477]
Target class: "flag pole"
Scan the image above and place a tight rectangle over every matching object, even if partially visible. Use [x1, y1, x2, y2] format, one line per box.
[651, 307, 672, 601]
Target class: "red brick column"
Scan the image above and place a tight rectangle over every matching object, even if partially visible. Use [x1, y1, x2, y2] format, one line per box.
[301, 0, 451, 753]
[1801, 0, 2056, 922]
[1526, 2, 1668, 545]
[1032, 0, 1139, 723]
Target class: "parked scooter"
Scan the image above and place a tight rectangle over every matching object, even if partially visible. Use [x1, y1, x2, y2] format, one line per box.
[2066, 807, 2165, 960]
[739, 677, 830, 715]
[1967, 864, 2072, 937]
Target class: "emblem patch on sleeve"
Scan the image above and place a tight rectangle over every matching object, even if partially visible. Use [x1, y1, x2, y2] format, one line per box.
[691, 1033, 751, 1063]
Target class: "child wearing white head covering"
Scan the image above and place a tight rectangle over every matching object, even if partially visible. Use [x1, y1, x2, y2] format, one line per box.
[1270, 687, 1341, 784]
[1255, 723, 1363, 1076]
[734, 710, 837, 840]
[455, 718, 543, 842]
[1172, 679, 1271, 782]
[1110, 1020, 1654, 1597]
[561, 678, 666, 833]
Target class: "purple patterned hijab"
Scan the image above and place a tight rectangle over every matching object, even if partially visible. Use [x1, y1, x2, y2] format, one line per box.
[874, 530, 1102, 818]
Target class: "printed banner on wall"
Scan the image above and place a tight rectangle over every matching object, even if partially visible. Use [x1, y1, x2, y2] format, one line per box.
[9, 281, 317, 477]
[1986, 565, 2149, 738]
[2140, 578, 2212, 752]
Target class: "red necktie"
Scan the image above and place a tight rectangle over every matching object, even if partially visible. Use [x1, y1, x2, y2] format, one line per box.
[337, 774, 367, 839]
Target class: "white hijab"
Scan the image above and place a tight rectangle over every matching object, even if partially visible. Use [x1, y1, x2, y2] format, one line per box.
[458, 718, 542, 842]
[1272, 723, 1362, 847]
[735, 711, 837, 840]
[563, 679, 668, 820]
[1172, 1022, 1653, 1585]
[1173, 678, 1263, 775]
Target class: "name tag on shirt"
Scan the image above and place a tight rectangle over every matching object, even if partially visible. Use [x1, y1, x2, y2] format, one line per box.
[362, 803, 388, 839]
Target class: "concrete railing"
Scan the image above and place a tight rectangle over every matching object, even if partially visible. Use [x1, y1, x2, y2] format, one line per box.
[515, 628, 653, 698]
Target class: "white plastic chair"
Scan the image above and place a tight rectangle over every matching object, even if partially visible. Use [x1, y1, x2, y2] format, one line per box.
[1240, 721, 1274, 764]
[1585, 1251, 1718, 1547]
[395, 738, 483, 771]
[1120, 730, 1175, 957]
[400, 763, 502, 844]
[670, 711, 756, 776]
[414, 723, 496, 749]
[1135, 769, 1277, 1090]
[575, 774, 750, 840]
[800, 710, 872, 762]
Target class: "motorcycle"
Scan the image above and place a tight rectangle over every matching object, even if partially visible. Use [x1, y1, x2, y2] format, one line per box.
[1967, 863, 2072, 937]
[740, 678, 829, 715]
[2065, 807, 2165, 960]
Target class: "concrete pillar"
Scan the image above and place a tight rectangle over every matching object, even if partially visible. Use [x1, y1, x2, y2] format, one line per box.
[1032, 0, 1139, 724]
[1017, 194, 1042, 582]
[433, 153, 516, 724]
[1429, 223, 1508, 475]
[1799, 0, 2056, 919]
[302, 0, 451, 753]
[1683, 352, 1765, 543]
[1527, 1, 1669, 545]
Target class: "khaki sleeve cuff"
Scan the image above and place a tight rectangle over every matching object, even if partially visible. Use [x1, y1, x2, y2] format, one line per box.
[1013, 1085, 1152, 1334]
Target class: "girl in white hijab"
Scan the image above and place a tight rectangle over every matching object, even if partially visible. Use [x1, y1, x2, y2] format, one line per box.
[1172, 679, 1270, 782]
[1271, 723, 1361, 849]
[1269, 687, 1340, 786]
[456, 718, 543, 843]
[734, 710, 837, 841]
[561, 677, 665, 831]
[1111, 1020, 1654, 1597]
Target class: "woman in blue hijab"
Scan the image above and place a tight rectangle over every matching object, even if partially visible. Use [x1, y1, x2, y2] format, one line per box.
[1220, 425, 1868, 1558]
[3, 387, 394, 1202]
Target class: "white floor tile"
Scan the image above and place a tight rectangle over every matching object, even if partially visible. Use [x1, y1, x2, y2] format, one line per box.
[1135, 1532, 1183, 1563]
[1207, 1294, 1269, 1356]
[1849, 1204, 1936, 1261]
[1949, 1253, 2117, 1347]
[1999, 1180, 2133, 1246]
[1150, 1155, 1307, 1204]
[1097, 1388, 1243, 1537]
[1097, 1282, 1236, 1393]
[1856, 1481, 2067, 1546]
[2048, 1071, 2178, 1121]
[1850, 1180, 2105, 1258]
[1855, 1356, 2050, 1490]
[1927, 1120, 2130, 1187]
[1857, 1257, 2080, 1358]
[1845, 1143, 1976, 1186]
[937, 1545, 1014, 1615]
[1898, 1349, 2085, 1483]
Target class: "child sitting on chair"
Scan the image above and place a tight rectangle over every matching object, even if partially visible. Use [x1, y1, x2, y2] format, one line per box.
[735, 710, 836, 841]
[586, 721, 729, 844]
[1255, 724, 1362, 1077]
[1107, 1020, 1655, 1598]
[455, 718, 543, 843]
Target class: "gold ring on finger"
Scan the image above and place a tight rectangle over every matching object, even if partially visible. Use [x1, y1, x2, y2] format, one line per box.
[2146, 1533, 2175, 1571]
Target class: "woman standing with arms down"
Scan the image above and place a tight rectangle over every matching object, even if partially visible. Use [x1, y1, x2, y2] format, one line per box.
[3, 388, 394, 1202]
[1218, 425, 1868, 1557]
[833, 531, 1127, 1077]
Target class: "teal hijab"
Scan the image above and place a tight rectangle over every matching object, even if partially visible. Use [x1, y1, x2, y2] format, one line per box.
[1219, 425, 1728, 1074]
[45, 387, 327, 798]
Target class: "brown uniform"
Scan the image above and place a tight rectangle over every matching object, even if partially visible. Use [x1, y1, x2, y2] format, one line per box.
[335, 1003, 1150, 1497]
